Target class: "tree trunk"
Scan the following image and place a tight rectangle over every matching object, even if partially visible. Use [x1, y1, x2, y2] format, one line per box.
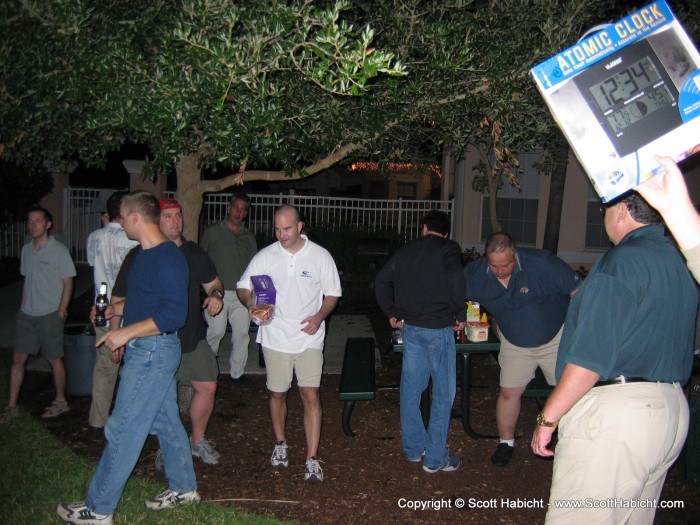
[542, 143, 569, 253]
[174, 153, 205, 243]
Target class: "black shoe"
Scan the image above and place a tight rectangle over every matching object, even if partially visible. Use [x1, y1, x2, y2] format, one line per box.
[491, 443, 514, 467]
[86, 425, 104, 436]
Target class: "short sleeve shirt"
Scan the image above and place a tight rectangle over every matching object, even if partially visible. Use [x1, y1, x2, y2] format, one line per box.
[237, 235, 342, 354]
[86, 222, 138, 298]
[177, 241, 218, 353]
[20, 237, 77, 316]
[464, 247, 580, 347]
[114, 240, 217, 353]
[556, 225, 697, 384]
[200, 221, 257, 290]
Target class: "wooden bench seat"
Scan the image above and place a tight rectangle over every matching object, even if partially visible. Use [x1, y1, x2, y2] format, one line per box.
[338, 337, 376, 437]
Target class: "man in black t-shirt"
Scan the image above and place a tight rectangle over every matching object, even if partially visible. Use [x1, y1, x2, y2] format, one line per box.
[114, 198, 225, 465]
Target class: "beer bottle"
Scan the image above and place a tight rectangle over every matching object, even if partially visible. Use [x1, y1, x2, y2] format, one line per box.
[95, 282, 109, 327]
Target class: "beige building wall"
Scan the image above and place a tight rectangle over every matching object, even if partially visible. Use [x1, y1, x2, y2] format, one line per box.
[39, 160, 166, 245]
[557, 152, 607, 268]
[451, 147, 607, 268]
[123, 160, 167, 196]
[39, 170, 70, 236]
[451, 148, 700, 268]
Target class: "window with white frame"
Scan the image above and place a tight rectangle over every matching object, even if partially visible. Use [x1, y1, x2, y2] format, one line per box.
[480, 151, 541, 245]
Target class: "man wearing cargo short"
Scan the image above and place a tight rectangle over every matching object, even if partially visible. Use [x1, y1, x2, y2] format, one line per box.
[237, 204, 342, 483]
[1, 207, 76, 423]
[113, 197, 225, 465]
[464, 231, 580, 467]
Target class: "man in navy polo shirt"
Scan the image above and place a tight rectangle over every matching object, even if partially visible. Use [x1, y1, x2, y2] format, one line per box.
[464, 232, 580, 467]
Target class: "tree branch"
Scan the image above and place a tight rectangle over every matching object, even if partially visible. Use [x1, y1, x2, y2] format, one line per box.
[198, 142, 361, 193]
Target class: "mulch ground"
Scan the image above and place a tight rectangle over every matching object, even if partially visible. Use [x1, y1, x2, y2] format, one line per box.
[17, 279, 700, 524]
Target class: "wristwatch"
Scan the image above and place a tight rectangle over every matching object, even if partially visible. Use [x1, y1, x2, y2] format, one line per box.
[536, 412, 558, 428]
[210, 290, 224, 300]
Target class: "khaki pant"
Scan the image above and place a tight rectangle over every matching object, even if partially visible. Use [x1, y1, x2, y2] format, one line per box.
[545, 381, 688, 525]
[88, 325, 121, 428]
[205, 292, 250, 379]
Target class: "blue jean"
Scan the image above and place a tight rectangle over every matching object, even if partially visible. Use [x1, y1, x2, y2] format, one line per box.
[86, 334, 196, 515]
[400, 324, 456, 469]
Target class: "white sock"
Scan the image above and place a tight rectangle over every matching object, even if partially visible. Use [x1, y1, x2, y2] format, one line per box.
[500, 439, 515, 447]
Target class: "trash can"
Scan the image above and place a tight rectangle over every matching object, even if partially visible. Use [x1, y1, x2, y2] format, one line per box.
[63, 325, 96, 397]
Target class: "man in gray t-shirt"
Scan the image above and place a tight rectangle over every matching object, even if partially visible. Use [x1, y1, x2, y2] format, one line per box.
[1, 207, 76, 424]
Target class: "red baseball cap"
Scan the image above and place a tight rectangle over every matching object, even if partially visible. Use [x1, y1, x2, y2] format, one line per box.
[160, 198, 181, 211]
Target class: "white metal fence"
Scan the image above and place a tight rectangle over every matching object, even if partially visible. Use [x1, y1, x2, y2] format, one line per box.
[63, 188, 124, 263]
[200, 193, 454, 240]
[0, 218, 26, 258]
[29, 188, 454, 263]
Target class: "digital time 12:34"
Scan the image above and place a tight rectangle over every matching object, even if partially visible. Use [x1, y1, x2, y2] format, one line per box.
[589, 55, 676, 134]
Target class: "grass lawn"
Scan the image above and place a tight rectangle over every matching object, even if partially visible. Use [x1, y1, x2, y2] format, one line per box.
[0, 348, 291, 525]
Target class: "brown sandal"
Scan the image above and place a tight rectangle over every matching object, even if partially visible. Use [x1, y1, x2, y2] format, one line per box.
[41, 400, 70, 419]
[0, 406, 19, 424]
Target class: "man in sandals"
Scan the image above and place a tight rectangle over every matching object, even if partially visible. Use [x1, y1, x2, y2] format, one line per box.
[1, 207, 76, 424]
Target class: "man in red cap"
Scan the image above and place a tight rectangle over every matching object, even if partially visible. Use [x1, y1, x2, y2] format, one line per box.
[112, 197, 226, 466]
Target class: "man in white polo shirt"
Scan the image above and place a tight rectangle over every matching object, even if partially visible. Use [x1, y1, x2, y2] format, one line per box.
[236, 205, 341, 483]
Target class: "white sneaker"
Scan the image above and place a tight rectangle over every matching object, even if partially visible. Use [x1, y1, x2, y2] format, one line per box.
[56, 502, 113, 525]
[304, 457, 324, 483]
[191, 436, 222, 465]
[270, 441, 289, 468]
[144, 489, 201, 510]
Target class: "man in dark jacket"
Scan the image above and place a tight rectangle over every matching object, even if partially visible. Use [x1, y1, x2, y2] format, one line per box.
[375, 210, 466, 473]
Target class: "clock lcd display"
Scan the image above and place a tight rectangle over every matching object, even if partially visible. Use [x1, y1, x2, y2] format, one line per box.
[573, 39, 682, 157]
[604, 84, 676, 133]
[588, 56, 676, 134]
[589, 56, 661, 111]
